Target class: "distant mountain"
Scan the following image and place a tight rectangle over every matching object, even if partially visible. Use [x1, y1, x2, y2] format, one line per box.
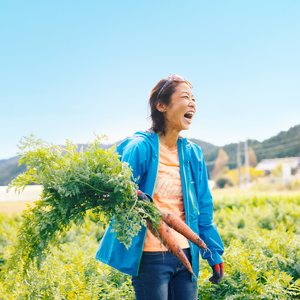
[188, 138, 217, 153]
[0, 139, 128, 186]
[248, 124, 300, 161]
[0, 156, 27, 186]
[1, 125, 299, 185]
[202, 124, 300, 176]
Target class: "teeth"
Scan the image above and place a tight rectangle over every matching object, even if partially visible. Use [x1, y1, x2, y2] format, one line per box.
[185, 112, 194, 117]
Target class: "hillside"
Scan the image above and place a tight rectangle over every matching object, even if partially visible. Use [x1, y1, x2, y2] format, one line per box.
[0, 157, 27, 186]
[202, 124, 300, 175]
[1, 125, 299, 185]
[188, 138, 217, 153]
[0, 140, 126, 186]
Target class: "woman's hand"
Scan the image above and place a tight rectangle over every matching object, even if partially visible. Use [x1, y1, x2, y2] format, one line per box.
[209, 263, 224, 284]
[136, 190, 153, 202]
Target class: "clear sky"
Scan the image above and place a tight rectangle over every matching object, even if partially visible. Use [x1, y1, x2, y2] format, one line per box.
[1, 0, 299, 159]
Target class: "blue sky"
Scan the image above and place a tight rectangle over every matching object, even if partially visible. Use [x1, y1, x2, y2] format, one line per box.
[1, 0, 299, 159]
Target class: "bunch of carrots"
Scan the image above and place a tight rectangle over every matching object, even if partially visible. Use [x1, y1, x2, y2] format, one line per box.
[7, 135, 208, 276]
[137, 190, 208, 278]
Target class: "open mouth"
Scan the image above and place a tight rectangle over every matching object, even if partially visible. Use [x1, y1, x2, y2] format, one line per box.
[184, 112, 194, 121]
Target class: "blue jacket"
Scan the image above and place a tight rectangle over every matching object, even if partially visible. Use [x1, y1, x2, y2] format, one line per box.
[95, 130, 224, 279]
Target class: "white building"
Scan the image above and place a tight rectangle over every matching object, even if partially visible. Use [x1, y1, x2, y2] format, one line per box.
[255, 157, 300, 174]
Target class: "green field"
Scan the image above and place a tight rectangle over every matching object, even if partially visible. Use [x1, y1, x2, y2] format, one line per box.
[1, 191, 300, 299]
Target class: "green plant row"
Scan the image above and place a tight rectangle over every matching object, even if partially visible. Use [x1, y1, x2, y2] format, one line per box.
[213, 194, 300, 246]
[198, 229, 300, 299]
[0, 194, 300, 299]
[1, 236, 134, 300]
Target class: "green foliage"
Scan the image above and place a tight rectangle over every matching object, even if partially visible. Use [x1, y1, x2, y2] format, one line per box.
[1, 192, 300, 299]
[0, 235, 135, 299]
[254, 124, 300, 161]
[6, 135, 161, 272]
[0, 213, 21, 270]
[0, 157, 27, 186]
[213, 194, 300, 246]
[197, 194, 300, 299]
[215, 175, 234, 189]
[198, 231, 300, 299]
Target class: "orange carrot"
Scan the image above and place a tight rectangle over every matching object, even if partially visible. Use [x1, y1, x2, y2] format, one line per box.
[160, 210, 208, 250]
[146, 219, 196, 278]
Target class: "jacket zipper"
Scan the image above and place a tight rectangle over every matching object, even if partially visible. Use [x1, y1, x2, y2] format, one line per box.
[136, 134, 160, 275]
[181, 142, 197, 280]
[189, 182, 200, 215]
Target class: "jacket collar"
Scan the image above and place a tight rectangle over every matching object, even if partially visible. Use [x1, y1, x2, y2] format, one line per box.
[145, 128, 183, 140]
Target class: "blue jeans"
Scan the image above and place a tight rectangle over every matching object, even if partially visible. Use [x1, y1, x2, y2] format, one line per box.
[131, 248, 198, 300]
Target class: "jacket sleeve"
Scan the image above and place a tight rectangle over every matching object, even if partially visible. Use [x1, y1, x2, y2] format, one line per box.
[197, 156, 224, 266]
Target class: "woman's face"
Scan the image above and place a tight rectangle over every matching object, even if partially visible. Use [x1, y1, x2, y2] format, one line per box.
[158, 82, 196, 134]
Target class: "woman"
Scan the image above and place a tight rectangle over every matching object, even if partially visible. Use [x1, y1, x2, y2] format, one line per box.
[96, 75, 224, 300]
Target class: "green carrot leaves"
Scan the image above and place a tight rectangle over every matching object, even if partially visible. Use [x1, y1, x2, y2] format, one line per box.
[7, 134, 161, 271]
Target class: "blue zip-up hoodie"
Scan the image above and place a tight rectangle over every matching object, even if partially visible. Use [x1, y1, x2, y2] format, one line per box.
[95, 130, 224, 279]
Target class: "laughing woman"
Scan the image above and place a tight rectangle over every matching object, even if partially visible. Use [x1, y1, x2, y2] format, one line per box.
[96, 75, 224, 300]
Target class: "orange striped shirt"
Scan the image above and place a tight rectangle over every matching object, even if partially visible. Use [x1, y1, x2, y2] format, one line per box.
[143, 143, 189, 251]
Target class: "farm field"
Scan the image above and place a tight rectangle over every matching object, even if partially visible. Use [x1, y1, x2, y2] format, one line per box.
[0, 190, 300, 299]
[0, 201, 35, 216]
[0, 185, 41, 215]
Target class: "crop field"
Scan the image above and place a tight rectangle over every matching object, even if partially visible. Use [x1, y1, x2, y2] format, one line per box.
[0, 190, 300, 299]
[0, 201, 35, 216]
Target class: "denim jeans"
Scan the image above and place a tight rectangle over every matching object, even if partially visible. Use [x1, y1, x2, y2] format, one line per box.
[131, 248, 198, 300]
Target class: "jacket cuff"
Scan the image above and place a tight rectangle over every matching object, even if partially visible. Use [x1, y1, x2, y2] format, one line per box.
[205, 252, 223, 266]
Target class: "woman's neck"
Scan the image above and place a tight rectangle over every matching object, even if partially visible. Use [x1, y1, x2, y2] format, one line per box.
[158, 130, 180, 151]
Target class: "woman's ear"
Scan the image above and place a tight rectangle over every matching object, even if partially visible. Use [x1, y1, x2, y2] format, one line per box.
[156, 102, 167, 113]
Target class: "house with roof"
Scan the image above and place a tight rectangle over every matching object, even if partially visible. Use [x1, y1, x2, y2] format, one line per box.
[255, 157, 300, 175]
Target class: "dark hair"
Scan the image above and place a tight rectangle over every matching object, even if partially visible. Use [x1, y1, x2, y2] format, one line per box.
[148, 77, 177, 135]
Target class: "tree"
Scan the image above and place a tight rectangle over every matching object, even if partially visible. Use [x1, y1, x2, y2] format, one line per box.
[212, 148, 229, 179]
[248, 147, 258, 168]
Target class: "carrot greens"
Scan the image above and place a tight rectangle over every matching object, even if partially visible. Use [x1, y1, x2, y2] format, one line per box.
[7, 135, 162, 269]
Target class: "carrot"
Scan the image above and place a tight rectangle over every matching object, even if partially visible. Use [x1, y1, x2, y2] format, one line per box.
[146, 219, 196, 278]
[160, 210, 207, 250]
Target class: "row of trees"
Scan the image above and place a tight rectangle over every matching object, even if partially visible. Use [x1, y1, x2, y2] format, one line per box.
[212, 147, 258, 179]
[203, 124, 300, 178]
[212, 147, 263, 188]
